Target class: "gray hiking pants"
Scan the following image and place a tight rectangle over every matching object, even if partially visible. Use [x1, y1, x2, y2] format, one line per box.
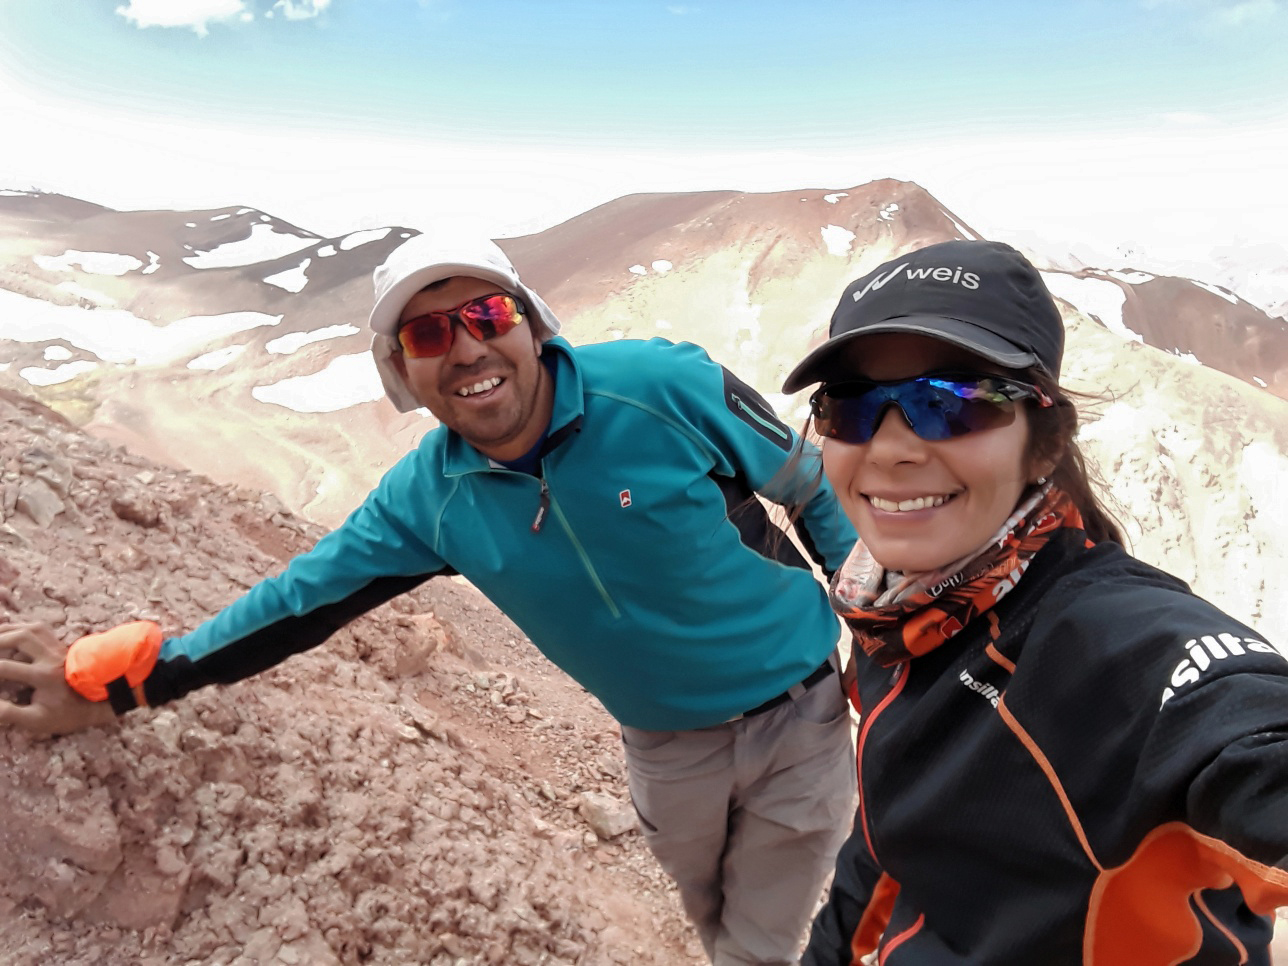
[621, 656, 857, 965]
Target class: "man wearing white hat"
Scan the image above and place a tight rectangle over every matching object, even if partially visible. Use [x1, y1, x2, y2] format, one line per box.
[0, 233, 857, 965]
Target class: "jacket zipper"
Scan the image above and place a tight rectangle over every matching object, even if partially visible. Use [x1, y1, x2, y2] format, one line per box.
[531, 479, 550, 532]
[529, 475, 621, 618]
[733, 396, 790, 442]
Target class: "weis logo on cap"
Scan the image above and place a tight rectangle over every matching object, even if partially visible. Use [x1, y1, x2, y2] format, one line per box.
[852, 263, 981, 303]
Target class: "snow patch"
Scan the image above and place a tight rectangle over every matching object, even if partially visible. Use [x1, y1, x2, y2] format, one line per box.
[188, 345, 248, 370]
[651, 260, 673, 273]
[56, 282, 116, 306]
[937, 206, 978, 240]
[19, 361, 98, 386]
[339, 228, 392, 252]
[1108, 270, 1154, 284]
[823, 193, 848, 204]
[211, 213, 231, 221]
[251, 353, 385, 413]
[1240, 441, 1288, 534]
[266, 325, 360, 354]
[142, 251, 161, 275]
[34, 250, 143, 276]
[182, 224, 318, 269]
[264, 258, 312, 293]
[0, 288, 281, 365]
[1041, 272, 1141, 343]
[1254, 376, 1268, 387]
[317, 245, 337, 257]
[878, 203, 899, 222]
[628, 265, 647, 276]
[1189, 278, 1239, 305]
[820, 224, 856, 257]
[1169, 349, 1201, 365]
[44, 345, 73, 361]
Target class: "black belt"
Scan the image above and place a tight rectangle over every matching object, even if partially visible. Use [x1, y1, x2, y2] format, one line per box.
[732, 659, 834, 721]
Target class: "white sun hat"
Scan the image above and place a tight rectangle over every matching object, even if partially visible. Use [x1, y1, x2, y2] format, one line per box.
[367, 232, 563, 413]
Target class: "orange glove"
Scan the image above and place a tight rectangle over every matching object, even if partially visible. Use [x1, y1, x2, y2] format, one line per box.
[64, 620, 162, 707]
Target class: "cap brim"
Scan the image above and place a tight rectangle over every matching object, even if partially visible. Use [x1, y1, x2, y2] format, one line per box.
[368, 263, 521, 336]
[782, 315, 1040, 393]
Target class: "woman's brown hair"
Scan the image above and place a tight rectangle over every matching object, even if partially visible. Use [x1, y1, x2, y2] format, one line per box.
[1022, 368, 1124, 545]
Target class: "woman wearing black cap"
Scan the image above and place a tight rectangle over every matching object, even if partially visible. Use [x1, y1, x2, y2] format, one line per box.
[785, 239, 1288, 965]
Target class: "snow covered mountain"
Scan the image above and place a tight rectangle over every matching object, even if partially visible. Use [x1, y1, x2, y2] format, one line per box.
[1, 180, 1285, 636]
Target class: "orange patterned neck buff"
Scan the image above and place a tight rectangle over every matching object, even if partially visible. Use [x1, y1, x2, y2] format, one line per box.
[830, 484, 1086, 668]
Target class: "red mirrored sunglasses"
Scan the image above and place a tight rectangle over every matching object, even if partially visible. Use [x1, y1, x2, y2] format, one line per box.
[397, 293, 527, 359]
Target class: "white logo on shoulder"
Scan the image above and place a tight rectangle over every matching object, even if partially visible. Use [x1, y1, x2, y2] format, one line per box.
[959, 669, 1001, 708]
[1160, 632, 1285, 708]
[852, 263, 981, 302]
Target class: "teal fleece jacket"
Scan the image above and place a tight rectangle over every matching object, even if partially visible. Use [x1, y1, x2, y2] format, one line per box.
[136, 337, 856, 730]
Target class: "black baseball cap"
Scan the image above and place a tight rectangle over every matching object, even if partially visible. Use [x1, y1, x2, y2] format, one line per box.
[782, 240, 1065, 393]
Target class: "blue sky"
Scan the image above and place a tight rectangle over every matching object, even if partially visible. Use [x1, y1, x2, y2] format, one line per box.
[1, 0, 1286, 263]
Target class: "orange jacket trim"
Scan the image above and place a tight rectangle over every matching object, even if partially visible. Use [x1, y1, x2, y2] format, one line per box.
[1085, 822, 1288, 965]
[850, 873, 899, 961]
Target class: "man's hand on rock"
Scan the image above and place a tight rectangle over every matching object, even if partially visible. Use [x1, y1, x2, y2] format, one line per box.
[0, 623, 117, 736]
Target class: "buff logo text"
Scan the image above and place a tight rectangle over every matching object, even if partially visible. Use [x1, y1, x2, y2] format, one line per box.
[1160, 632, 1286, 707]
[991, 560, 1031, 601]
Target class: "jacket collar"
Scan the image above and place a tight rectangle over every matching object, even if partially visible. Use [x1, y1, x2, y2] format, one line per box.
[440, 337, 583, 476]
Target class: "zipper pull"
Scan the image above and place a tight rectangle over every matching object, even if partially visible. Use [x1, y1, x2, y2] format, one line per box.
[531, 479, 550, 533]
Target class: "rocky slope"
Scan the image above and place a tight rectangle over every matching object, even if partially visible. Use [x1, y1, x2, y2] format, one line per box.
[0, 389, 703, 966]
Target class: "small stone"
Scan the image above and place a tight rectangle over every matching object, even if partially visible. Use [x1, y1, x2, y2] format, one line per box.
[578, 792, 637, 840]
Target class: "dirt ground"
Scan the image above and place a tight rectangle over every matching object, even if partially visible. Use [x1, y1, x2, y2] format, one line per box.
[0, 388, 705, 965]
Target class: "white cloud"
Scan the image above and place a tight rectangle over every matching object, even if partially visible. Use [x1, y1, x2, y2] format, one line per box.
[1211, 0, 1278, 24]
[1138, 0, 1280, 25]
[667, 5, 699, 14]
[273, 0, 331, 20]
[1156, 112, 1220, 126]
[2, 51, 1285, 276]
[115, 0, 248, 36]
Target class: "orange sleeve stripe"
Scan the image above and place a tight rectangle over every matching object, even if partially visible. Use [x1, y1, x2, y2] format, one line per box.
[997, 696, 1103, 872]
[64, 620, 162, 703]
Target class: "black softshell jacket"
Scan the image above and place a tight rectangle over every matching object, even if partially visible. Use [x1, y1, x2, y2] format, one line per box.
[805, 532, 1288, 966]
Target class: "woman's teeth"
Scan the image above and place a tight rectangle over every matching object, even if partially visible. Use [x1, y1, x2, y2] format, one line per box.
[457, 377, 501, 397]
[869, 494, 951, 512]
